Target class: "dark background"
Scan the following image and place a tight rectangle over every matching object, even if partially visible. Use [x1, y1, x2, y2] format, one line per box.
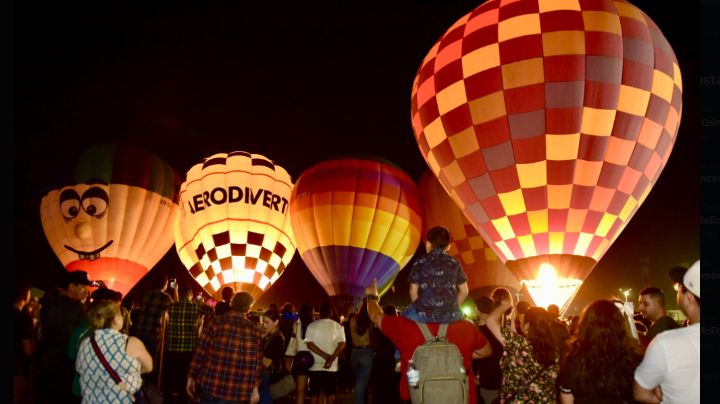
[13, 1, 700, 314]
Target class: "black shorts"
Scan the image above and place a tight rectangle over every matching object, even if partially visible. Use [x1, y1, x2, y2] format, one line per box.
[308, 371, 337, 397]
[291, 357, 311, 376]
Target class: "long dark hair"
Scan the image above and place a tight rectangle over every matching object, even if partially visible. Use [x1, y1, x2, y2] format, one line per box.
[563, 300, 643, 397]
[353, 299, 372, 336]
[298, 302, 314, 339]
[523, 307, 560, 366]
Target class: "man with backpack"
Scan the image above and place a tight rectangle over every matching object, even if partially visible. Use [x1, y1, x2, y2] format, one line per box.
[365, 279, 492, 404]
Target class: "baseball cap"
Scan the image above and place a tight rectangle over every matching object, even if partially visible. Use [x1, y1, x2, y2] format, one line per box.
[66, 270, 93, 286]
[683, 260, 700, 298]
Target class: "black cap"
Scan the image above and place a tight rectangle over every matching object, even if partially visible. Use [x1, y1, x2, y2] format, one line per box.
[669, 265, 687, 284]
[66, 270, 93, 286]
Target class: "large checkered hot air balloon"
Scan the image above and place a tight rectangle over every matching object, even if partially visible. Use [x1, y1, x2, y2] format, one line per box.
[290, 158, 423, 306]
[418, 170, 520, 298]
[40, 144, 181, 296]
[411, 0, 682, 310]
[174, 152, 296, 302]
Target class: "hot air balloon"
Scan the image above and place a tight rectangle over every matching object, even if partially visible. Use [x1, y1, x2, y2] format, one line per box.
[290, 158, 423, 308]
[174, 151, 296, 302]
[418, 170, 520, 298]
[40, 144, 181, 296]
[410, 0, 682, 312]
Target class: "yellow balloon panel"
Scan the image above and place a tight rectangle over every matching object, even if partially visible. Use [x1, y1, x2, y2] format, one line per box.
[174, 151, 296, 301]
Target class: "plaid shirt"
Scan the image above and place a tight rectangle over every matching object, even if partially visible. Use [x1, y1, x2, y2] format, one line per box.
[166, 299, 213, 352]
[189, 310, 263, 401]
[134, 289, 174, 339]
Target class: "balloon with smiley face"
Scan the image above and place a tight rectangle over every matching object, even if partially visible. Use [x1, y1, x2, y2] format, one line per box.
[40, 144, 181, 296]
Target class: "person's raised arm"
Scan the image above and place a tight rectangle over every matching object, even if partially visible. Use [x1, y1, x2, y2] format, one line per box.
[365, 279, 384, 330]
[487, 300, 512, 347]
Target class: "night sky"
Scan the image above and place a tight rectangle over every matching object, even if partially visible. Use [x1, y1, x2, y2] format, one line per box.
[13, 1, 700, 312]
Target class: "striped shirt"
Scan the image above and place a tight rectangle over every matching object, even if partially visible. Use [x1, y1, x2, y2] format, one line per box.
[166, 299, 213, 352]
[189, 310, 263, 401]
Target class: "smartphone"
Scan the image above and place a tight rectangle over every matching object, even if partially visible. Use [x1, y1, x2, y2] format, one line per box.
[169, 278, 177, 289]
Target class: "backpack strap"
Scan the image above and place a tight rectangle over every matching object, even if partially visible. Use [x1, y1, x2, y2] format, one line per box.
[415, 322, 449, 342]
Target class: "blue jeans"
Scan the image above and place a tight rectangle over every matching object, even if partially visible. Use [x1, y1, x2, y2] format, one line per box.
[260, 369, 272, 404]
[350, 347, 374, 404]
[402, 304, 463, 323]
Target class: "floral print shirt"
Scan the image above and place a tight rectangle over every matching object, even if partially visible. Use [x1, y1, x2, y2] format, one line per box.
[500, 327, 558, 403]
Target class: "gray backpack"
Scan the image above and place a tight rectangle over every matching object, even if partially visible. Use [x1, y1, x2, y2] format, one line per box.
[409, 321, 469, 404]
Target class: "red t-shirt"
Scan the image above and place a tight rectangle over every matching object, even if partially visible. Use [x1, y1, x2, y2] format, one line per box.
[380, 316, 487, 403]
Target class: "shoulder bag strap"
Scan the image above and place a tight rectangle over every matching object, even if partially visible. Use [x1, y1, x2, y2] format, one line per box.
[415, 321, 435, 342]
[90, 334, 133, 396]
[90, 335, 123, 385]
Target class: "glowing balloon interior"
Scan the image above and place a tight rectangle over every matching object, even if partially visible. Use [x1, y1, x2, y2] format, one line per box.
[418, 170, 520, 297]
[410, 0, 682, 309]
[40, 144, 181, 296]
[290, 158, 423, 300]
[174, 151, 296, 301]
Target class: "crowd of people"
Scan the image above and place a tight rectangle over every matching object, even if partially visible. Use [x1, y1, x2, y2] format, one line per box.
[12, 227, 700, 404]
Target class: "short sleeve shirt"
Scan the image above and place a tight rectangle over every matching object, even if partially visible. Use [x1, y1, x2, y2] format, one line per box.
[408, 248, 468, 322]
[499, 327, 559, 403]
[305, 318, 346, 372]
[381, 316, 486, 403]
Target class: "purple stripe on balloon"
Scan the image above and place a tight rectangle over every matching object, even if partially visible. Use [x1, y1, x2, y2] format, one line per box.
[303, 246, 400, 298]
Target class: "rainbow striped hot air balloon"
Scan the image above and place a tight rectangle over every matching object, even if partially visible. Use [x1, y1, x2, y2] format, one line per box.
[411, 0, 681, 311]
[290, 158, 423, 305]
[174, 152, 296, 302]
[40, 144, 180, 296]
[418, 170, 520, 298]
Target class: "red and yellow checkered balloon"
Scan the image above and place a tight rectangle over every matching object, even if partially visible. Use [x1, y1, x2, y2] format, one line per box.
[411, 0, 682, 284]
[418, 170, 520, 296]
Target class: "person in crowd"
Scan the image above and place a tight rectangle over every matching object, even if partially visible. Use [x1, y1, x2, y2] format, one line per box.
[305, 301, 347, 404]
[365, 279, 491, 404]
[279, 302, 298, 351]
[187, 291, 262, 403]
[163, 285, 214, 404]
[513, 300, 531, 334]
[69, 287, 124, 401]
[634, 260, 700, 403]
[490, 287, 515, 328]
[638, 286, 680, 345]
[547, 304, 571, 354]
[214, 286, 234, 317]
[403, 226, 469, 323]
[13, 284, 35, 404]
[370, 304, 401, 404]
[35, 270, 93, 404]
[132, 275, 179, 361]
[75, 299, 153, 403]
[558, 299, 643, 403]
[285, 302, 315, 404]
[472, 296, 503, 404]
[349, 298, 374, 404]
[487, 300, 561, 403]
[567, 315, 581, 337]
[259, 308, 286, 404]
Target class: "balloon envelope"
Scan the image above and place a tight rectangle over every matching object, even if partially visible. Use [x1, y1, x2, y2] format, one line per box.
[290, 158, 423, 300]
[411, 0, 682, 287]
[174, 151, 296, 301]
[40, 144, 181, 296]
[418, 170, 520, 296]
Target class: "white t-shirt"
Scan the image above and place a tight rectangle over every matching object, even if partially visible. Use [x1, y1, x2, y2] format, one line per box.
[285, 319, 309, 354]
[634, 323, 700, 404]
[304, 318, 346, 372]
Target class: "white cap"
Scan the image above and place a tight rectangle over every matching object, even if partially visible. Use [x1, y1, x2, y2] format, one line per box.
[683, 260, 700, 298]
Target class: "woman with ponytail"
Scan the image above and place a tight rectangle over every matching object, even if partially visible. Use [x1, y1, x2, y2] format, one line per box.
[75, 299, 153, 403]
[487, 301, 561, 403]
